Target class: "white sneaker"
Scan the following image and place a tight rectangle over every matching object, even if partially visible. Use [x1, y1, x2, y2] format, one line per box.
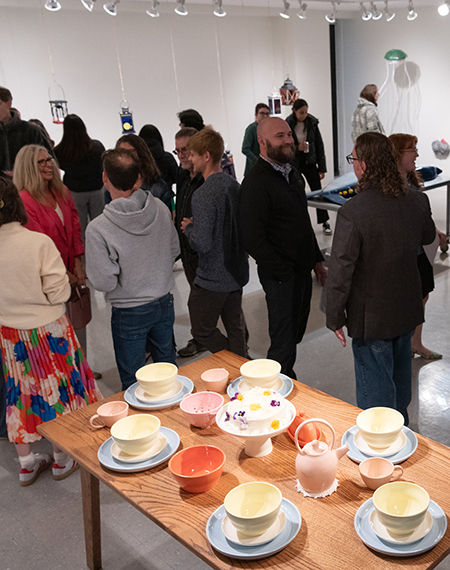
[52, 457, 80, 481]
[19, 453, 52, 487]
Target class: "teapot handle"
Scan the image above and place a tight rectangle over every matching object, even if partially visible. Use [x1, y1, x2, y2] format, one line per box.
[294, 418, 336, 454]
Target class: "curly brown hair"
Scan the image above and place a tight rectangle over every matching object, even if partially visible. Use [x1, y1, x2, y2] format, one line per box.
[388, 133, 423, 189]
[0, 176, 28, 227]
[355, 132, 407, 197]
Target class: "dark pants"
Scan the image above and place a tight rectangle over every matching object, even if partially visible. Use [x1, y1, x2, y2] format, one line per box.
[188, 285, 247, 357]
[298, 163, 329, 225]
[352, 331, 414, 425]
[111, 294, 176, 391]
[0, 352, 7, 438]
[258, 267, 313, 380]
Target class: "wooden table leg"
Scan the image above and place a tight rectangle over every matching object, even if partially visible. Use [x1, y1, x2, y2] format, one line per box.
[80, 467, 102, 570]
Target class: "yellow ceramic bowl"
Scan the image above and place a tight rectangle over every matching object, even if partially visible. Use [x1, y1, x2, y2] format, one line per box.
[373, 482, 430, 537]
[240, 359, 281, 389]
[135, 362, 178, 397]
[110, 414, 160, 455]
[224, 482, 282, 537]
[356, 407, 404, 449]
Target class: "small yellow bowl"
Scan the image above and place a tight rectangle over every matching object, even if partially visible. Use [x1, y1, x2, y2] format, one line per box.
[224, 482, 282, 537]
[111, 414, 160, 456]
[356, 407, 404, 450]
[240, 359, 281, 389]
[373, 482, 430, 537]
[135, 362, 178, 397]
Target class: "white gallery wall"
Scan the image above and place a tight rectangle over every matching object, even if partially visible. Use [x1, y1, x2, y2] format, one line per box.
[0, 1, 333, 181]
[336, 7, 450, 177]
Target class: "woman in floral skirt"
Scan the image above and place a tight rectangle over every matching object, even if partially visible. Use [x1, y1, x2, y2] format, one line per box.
[0, 176, 102, 486]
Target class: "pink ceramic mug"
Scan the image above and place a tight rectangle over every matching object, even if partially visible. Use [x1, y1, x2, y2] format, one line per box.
[180, 391, 224, 428]
[90, 401, 129, 429]
[359, 457, 403, 490]
[201, 368, 229, 393]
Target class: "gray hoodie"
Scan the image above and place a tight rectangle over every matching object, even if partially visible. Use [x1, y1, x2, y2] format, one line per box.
[86, 189, 180, 308]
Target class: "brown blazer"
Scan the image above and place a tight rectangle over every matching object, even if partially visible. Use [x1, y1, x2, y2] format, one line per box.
[326, 186, 436, 340]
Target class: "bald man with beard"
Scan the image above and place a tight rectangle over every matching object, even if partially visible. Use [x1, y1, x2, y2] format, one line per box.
[240, 117, 326, 379]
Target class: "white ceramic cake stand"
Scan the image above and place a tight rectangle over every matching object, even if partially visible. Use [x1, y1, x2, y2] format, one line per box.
[216, 401, 296, 457]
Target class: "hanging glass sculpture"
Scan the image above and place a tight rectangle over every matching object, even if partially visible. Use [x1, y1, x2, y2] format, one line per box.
[48, 82, 68, 124]
[268, 89, 282, 116]
[280, 75, 299, 106]
[378, 49, 420, 135]
[119, 99, 135, 134]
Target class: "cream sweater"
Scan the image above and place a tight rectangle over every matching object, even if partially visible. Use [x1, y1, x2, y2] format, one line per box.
[0, 223, 71, 329]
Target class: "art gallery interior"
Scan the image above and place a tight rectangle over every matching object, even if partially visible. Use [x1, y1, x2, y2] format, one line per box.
[1, 0, 450, 569]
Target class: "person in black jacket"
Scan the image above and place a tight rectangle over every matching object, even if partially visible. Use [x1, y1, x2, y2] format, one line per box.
[0, 86, 53, 175]
[139, 124, 178, 192]
[240, 117, 326, 379]
[54, 114, 105, 242]
[285, 99, 332, 235]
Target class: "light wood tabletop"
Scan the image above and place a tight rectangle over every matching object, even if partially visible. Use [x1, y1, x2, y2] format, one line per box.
[38, 350, 450, 570]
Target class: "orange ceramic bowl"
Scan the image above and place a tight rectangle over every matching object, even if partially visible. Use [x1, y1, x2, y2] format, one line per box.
[168, 445, 226, 493]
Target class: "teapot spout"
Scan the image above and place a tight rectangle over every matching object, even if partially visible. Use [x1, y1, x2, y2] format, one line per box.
[334, 444, 350, 460]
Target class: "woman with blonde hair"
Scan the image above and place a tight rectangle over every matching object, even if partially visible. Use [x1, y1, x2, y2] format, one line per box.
[0, 176, 101, 485]
[389, 133, 446, 360]
[13, 144, 86, 288]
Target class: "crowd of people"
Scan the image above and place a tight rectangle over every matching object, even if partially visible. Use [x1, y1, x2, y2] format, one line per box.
[0, 82, 445, 486]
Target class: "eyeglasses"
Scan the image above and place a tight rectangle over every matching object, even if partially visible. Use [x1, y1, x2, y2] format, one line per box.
[173, 147, 190, 157]
[346, 153, 359, 164]
[37, 157, 54, 167]
[403, 147, 419, 153]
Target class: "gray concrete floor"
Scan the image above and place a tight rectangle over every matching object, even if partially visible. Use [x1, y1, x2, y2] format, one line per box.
[1, 188, 449, 570]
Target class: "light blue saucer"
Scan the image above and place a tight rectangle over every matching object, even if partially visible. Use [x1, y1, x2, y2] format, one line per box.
[97, 427, 180, 473]
[227, 374, 293, 399]
[206, 498, 301, 560]
[354, 498, 447, 556]
[124, 376, 193, 410]
[341, 425, 418, 464]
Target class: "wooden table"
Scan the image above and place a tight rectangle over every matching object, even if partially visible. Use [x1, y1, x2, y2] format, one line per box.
[38, 351, 450, 570]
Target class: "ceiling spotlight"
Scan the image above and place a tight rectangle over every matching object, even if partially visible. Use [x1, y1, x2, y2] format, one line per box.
[325, 1, 336, 23]
[438, 1, 449, 15]
[213, 0, 226, 16]
[146, 0, 160, 17]
[81, 0, 95, 10]
[407, 0, 417, 19]
[370, 2, 382, 19]
[384, 0, 395, 20]
[279, 0, 290, 18]
[45, 0, 61, 10]
[297, 1, 307, 18]
[175, 0, 188, 15]
[360, 2, 372, 20]
[103, 0, 119, 15]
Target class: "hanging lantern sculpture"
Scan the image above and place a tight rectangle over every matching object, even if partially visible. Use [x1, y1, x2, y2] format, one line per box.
[48, 82, 68, 124]
[119, 99, 135, 134]
[280, 75, 300, 106]
[268, 88, 282, 116]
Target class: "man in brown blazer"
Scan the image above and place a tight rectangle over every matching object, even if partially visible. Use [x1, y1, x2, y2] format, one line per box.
[326, 132, 435, 424]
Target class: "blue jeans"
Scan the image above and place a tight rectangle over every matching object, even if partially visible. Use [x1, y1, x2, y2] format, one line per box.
[352, 331, 413, 425]
[111, 293, 176, 391]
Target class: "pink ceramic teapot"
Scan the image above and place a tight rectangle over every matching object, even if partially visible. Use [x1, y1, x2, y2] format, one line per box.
[295, 419, 349, 494]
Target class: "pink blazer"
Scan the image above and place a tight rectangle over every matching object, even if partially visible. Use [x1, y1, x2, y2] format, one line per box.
[20, 189, 84, 273]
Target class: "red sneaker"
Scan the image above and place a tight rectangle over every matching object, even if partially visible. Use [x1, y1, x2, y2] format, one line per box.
[52, 457, 80, 481]
[19, 453, 52, 487]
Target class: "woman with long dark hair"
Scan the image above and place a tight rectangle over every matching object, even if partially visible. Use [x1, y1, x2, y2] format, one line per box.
[139, 124, 178, 191]
[286, 98, 331, 235]
[54, 114, 105, 242]
[115, 134, 174, 212]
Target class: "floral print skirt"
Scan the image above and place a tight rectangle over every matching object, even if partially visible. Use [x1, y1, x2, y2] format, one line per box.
[0, 315, 102, 444]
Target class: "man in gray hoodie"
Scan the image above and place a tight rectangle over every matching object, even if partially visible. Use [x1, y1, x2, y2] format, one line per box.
[85, 148, 180, 390]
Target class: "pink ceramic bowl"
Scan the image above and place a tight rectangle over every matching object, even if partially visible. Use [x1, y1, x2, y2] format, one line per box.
[169, 445, 226, 493]
[180, 391, 224, 428]
[201, 368, 229, 393]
